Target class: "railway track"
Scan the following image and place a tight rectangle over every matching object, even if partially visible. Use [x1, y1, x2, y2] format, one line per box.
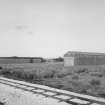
[0, 76, 104, 105]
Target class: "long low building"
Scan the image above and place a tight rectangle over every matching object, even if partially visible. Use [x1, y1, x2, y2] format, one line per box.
[64, 51, 105, 66]
[0, 57, 45, 64]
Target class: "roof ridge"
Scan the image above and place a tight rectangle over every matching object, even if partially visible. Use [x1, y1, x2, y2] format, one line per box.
[64, 51, 105, 56]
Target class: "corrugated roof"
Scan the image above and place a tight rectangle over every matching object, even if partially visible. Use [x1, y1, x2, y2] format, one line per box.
[64, 51, 105, 56]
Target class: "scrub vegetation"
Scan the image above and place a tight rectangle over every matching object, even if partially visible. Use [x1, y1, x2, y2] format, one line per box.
[0, 63, 105, 98]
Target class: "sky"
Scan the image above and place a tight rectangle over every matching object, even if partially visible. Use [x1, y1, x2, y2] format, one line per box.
[0, 0, 105, 58]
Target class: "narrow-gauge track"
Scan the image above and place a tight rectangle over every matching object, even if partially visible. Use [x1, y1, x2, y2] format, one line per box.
[0, 76, 104, 105]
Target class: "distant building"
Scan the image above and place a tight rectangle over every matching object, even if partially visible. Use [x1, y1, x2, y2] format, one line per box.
[64, 51, 105, 66]
[0, 57, 44, 64]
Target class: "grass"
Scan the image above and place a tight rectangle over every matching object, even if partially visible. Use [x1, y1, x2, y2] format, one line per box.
[0, 63, 105, 98]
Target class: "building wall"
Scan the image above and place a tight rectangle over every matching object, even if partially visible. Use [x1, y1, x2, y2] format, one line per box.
[75, 55, 95, 65]
[31, 58, 43, 63]
[75, 55, 105, 65]
[0, 58, 43, 64]
[64, 57, 74, 66]
[0, 59, 29, 64]
[64, 52, 105, 66]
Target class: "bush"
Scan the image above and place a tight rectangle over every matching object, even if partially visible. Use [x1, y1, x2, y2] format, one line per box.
[43, 70, 57, 78]
[11, 71, 23, 79]
[72, 74, 79, 80]
[53, 57, 64, 62]
[76, 68, 88, 74]
[0, 69, 11, 75]
[0, 66, 2, 69]
[99, 93, 105, 98]
[57, 72, 72, 78]
[90, 79, 101, 86]
[90, 72, 103, 78]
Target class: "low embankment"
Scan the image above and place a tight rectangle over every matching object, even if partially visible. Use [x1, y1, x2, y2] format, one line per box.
[0, 76, 105, 105]
[0, 63, 105, 98]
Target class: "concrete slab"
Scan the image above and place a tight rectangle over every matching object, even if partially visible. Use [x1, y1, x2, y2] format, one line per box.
[43, 91, 57, 96]
[54, 95, 71, 100]
[17, 85, 35, 90]
[32, 89, 45, 93]
[55, 101, 72, 105]
[23, 86, 35, 90]
[0, 81, 18, 86]
[70, 98, 90, 104]
[91, 103, 100, 105]
[16, 85, 28, 88]
[43, 97, 59, 104]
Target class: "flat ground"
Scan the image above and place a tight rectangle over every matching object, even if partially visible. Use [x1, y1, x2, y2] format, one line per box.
[0, 62, 105, 98]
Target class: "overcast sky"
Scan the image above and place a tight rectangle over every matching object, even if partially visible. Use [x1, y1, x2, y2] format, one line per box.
[0, 0, 105, 58]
